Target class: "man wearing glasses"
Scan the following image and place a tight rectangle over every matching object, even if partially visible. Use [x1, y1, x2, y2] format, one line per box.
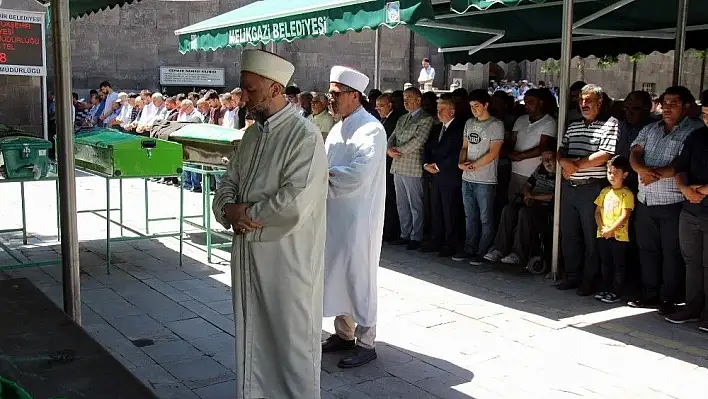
[322, 66, 387, 369]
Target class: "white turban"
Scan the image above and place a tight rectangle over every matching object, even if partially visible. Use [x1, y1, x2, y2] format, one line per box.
[241, 50, 295, 87]
[329, 66, 369, 93]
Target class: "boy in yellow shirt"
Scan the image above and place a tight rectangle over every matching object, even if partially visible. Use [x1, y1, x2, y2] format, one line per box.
[594, 155, 635, 303]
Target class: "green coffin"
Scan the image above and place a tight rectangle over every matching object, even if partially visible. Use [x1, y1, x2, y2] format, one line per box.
[175, 0, 433, 52]
[73, 128, 183, 178]
[168, 124, 244, 167]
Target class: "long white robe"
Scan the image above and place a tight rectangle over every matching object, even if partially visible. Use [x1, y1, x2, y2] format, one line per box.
[323, 106, 387, 327]
[212, 103, 328, 399]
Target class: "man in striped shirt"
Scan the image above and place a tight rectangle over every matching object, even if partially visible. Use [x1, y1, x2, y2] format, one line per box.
[555, 84, 619, 295]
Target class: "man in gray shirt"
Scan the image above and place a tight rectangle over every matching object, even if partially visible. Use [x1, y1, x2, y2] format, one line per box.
[453, 90, 504, 264]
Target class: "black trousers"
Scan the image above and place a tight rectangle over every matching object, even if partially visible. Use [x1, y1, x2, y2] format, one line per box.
[679, 210, 708, 318]
[422, 175, 433, 242]
[429, 178, 462, 251]
[598, 238, 628, 295]
[494, 202, 549, 265]
[382, 168, 400, 242]
[560, 180, 605, 286]
[635, 202, 684, 303]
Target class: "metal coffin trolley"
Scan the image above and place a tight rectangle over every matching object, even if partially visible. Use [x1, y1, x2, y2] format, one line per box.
[72, 128, 185, 271]
[0, 134, 59, 270]
[165, 123, 244, 262]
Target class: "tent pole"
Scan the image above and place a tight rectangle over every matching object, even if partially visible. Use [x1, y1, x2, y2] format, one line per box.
[374, 28, 381, 89]
[50, 0, 82, 324]
[672, 0, 689, 86]
[551, 0, 575, 280]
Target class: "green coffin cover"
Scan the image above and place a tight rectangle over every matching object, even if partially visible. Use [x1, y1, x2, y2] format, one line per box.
[168, 123, 244, 144]
[73, 128, 183, 178]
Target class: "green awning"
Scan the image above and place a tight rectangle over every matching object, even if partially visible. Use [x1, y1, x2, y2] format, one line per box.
[449, 0, 548, 13]
[175, 0, 433, 53]
[410, 0, 708, 64]
[37, 0, 143, 19]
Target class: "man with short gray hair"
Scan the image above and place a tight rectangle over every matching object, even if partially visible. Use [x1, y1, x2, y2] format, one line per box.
[308, 92, 334, 139]
[556, 84, 619, 295]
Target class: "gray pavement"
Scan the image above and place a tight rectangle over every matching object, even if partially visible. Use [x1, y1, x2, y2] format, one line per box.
[1, 173, 707, 398]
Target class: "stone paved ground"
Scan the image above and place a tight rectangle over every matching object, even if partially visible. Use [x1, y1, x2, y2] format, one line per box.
[1, 173, 707, 398]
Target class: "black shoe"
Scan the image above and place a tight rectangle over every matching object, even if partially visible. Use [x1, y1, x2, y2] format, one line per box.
[420, 245, 440, 253]
[659, 302, 678, 316]
[665, 308, 701, 324]
[451, 252, 473, 262]
[438, 248, 456, 257]
[337, 346, 377, 369]
[192, 187, 203, 193]
[390, 238, 409, 246]
[576, 284, 594, 297]
[627, 297, 660, 309]
[698, 320, 708, 333]
[406, 240, 422, 250]
[554, 280, 580, 291]
[322, 335, 356, 353]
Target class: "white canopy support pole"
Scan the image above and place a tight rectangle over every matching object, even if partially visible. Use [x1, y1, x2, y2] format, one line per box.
[468, 33, 505, 55]
[573, 28, 674, 40]
[551, 0, 575, 281]
[49, 0, 82, 324]
[572, 0, 636, 29]
[673, 0, 689, 86]
[416, 21, 505, 54]
[374, 27, 381, 89]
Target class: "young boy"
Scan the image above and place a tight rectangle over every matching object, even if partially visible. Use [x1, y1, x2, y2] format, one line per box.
[594, 155, 634, 303]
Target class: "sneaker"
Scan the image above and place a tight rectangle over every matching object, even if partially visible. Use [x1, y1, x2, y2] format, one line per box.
[500, 253, 522, 265]
[665, 308, 701, 324]
[601, 293, 621, 304]
[594, 292, 608, 300]
[451, 252, 473, 262]
[469, 256, 487, 266]
[699, 321, 708, 333]
[483, 250, 503, 262]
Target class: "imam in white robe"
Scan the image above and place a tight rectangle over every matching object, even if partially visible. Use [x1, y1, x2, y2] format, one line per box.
[212, 103, 328, 399]
[323, 106, 387, 327]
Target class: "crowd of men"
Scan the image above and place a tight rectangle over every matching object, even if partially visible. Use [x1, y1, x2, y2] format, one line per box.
[56, 49, 708, 397]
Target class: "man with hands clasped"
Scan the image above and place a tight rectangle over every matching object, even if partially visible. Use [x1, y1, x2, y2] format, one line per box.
[453, 89, 504, 265]
[421, 94, 465, 257]
[213, 50, 329, 399]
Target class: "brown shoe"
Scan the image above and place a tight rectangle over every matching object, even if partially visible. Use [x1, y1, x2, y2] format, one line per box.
[665, 308, 701, 324]
[322, 335, 355, 353]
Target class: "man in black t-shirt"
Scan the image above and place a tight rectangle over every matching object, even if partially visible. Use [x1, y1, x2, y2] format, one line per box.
[666, 126, 708, 332]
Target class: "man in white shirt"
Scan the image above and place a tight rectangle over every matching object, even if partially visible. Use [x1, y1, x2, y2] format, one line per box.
[220, 93, 238, 129]
[417, 58, 435, 90]
[136, 93, 165, 134]
[176, 99, 203, 122]
[508, 88, 558, 199]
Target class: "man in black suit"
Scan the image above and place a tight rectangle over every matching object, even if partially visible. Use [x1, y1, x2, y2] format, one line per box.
[421, 94, 465, 257]
[376, 93, 405, 242]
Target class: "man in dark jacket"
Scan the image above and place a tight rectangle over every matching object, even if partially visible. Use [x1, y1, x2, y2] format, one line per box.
[421, 94, 464, 257]
[376, 93, 405, 242]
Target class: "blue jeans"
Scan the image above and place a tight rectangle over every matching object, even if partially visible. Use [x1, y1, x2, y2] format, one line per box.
[461, 181, 496, 256]
[183, 171, 202, 189]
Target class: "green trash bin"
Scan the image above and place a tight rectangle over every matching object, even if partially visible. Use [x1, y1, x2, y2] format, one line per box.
[0, 377, 33, 399]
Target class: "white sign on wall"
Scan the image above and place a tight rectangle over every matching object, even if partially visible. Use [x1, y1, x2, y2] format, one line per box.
[159, 67, 225, 87]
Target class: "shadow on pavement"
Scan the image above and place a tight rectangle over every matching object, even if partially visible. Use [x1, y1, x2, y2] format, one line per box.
[380, 244, 708, 369]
